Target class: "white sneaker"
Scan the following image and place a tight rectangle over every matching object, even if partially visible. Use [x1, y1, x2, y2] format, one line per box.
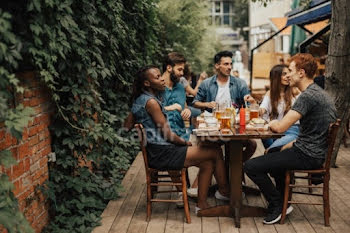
[215, 190, 230, 201]
[176, 193, 184, 208]
[187, 188, 198, 197]
[286, 205, 293, 215]
[195, 206, 201, 215]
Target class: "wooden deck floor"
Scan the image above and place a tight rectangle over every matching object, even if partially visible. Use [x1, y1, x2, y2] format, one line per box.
[93, 140, 350, 233]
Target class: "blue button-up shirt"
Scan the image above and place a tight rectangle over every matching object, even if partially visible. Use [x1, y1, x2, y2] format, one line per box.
[162, 83, 189, 140]
[193, 75, 250, 110]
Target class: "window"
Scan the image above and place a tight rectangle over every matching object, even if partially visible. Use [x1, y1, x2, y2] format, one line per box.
[209, 1, 234, 27]
[223, 15, 230, 25]
[215, 2, 221, 13]
[223, 2, 230, 14]
[215, 16, 221, 25]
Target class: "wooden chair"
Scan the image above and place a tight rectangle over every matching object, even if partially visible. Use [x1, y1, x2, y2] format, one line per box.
[135, 124, 191, 223]
[281, 119, 341, 226]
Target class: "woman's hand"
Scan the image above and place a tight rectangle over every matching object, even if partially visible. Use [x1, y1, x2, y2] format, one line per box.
[181, 108, 191, 120]
[259, 108, 266, 117]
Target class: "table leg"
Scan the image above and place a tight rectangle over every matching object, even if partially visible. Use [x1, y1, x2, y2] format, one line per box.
[224, 143, 230, 183]
[197, 140, 267, 227]
[229, 141, 242, 227]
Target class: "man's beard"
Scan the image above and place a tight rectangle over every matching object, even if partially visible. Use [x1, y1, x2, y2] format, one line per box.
[170, 71, 180, 84]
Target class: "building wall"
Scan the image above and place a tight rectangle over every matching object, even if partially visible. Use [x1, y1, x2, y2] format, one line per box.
[250, 0, 292, 28]
[0, 72, 52, 233]
[249, 0, 292, 51]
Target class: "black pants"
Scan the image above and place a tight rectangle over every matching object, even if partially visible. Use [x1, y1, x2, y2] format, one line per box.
[244, 146, 324, 206]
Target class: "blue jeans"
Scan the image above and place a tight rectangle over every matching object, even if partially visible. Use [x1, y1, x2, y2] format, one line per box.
[262, 124, 299, 149]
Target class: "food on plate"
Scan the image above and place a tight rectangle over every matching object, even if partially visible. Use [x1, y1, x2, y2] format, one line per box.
[250, 118, 265, 127]
[205, 117, 218, 127]
[197, 116, 205, 124]
[221, 129, 232, 135]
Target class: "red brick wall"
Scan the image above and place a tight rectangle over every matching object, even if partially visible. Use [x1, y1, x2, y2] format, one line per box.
[0, 72, 52, 233]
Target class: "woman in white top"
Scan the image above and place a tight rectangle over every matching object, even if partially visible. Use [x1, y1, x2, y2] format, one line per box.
[260, 64, 300, 152]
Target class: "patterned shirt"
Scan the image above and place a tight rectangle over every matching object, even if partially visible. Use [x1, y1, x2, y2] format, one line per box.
[292, 83, 337, 159]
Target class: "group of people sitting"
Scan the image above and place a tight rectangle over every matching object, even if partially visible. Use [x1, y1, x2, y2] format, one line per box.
[125, 51, 337, 224]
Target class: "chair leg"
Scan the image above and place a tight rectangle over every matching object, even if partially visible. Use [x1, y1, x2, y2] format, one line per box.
[323, 176, 330, 226]
[281, 172, 291, 224]
[308, 174, 313, 194]
[182, 171, 191, 223]
[146, 181, 152, 222]
[185, 169, 191, 188]
[150, 171, 158, 198]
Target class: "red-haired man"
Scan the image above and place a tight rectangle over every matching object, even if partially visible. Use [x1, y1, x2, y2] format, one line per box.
[244, 53, 337, 224]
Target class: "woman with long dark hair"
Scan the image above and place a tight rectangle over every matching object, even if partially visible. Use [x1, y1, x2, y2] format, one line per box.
[260, 64, 300, 152]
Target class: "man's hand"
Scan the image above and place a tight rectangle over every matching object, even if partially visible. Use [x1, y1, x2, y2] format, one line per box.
[244, 95, 256, 104]
[199, 72, 208, 81]
[186, 141, 192, 146]
[181, 108, 191, 120]
[206, 101, 216, 109]
[268, 119, 279, 132]
[165, 103, 182, 112]
[281, 140, 295, 151]
[269, 110, 301, 133]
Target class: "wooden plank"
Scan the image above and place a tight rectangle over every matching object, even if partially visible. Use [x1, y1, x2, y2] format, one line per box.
[108, 165, 146, 233]
[94, 141, 350, 233]
[145, 186, 171, 233]
[184, 201, 202, 233]
[218, 216, 239, 233]
[286, 204, 317, 233]
[92, 153, 144, 233]
[238, 217, 258, 233]
[328, 175, 350, 225]
[247, 193, 277, 233]
[202, 197, 220, 233]
[293, 192, 335, 233]
[126, 189, 148, 233]
[101, 154, 144, 217]
[164, 192, 185, 233]
[298, 184, 350, 233]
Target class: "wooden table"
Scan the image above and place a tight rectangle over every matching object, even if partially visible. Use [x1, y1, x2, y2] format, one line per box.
[194, 125, 283, 228]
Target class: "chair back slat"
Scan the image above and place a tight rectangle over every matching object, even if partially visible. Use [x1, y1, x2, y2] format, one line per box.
[135, 124, 150, 171]
[324, 119, 341, 170]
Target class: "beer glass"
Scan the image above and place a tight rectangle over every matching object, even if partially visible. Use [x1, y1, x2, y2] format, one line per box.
[250, 103, 259, 120]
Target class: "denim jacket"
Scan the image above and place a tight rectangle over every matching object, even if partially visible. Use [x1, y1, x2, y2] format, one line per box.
[193, 75, 250, 110]
[131, 92, 172, 145]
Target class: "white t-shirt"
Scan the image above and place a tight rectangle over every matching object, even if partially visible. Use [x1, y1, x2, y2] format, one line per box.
[215, 80, 231, 106]
[260, 94, 300, 123]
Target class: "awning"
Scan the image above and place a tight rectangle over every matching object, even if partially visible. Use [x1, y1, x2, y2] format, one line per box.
[286, 0, 331, 26]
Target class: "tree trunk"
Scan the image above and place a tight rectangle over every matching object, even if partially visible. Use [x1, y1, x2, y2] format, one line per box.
[325, 0, 350, 167]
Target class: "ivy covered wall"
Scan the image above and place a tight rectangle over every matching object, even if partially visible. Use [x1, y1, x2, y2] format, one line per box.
[0, 1, 216, 232]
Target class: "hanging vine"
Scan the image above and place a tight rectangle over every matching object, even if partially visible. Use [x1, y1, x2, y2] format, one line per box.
[0, 9, 35, 233]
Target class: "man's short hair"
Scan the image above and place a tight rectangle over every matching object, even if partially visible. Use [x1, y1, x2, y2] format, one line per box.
[214, 51, 233, 64]
[162, 52, 186, 72]
[290, 53, 318, 79]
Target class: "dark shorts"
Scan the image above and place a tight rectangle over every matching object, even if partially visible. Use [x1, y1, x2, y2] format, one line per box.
[146, 144, 188, 171]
